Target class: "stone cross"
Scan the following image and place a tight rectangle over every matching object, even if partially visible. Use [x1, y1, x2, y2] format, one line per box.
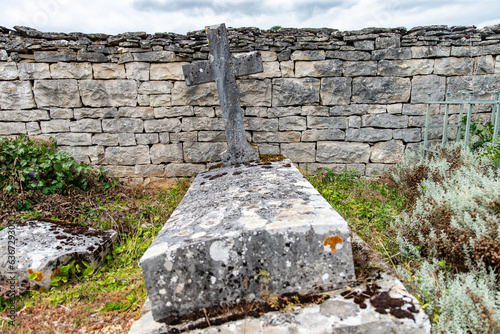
[182, 23, 262, 165]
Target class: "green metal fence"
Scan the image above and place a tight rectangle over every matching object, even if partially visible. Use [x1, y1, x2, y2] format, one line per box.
[423, 92, 500, 157]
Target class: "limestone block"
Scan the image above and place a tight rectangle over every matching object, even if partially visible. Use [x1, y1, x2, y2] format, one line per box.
[411, 46, 450, 58]
[377, 59, 434, 77]
[171, 81, 219, 106]
[33, 79, 81, 108]
[125, 62, 150, 81]
[118, 107, 154, 119]
[135, 165, 165, 177]
[301, 129, 345, 141]
[102, 118, 143, 133]
[247, 62, 281, 79]
[34, 51, 77, 62]
[0, 110, 49, 122]
[183, 142, 227, 162]
[136, 133, 159, 145]
[103, 166, 136, 178]
[245, 107, 268, 117]
[317, 141, 370, 163]
[361, 114, 408, 128]
[295, 60, 342, 77]
[326, 51, 370, 61]
[0, 62, 19, 80]
[354, 40, 374, 51]
[349, 115, 361, 128]
[330, 104, 386, 116]
[194, 107, 215, 117]
[18, 63, 50, 80]
[370, 140, 405, 163]
[280, 61, 294, 77]
[140, 160, 355, 324]
[50, 62, 92, 79]
[411, 75, 446, 103]
[253, 131, 301, 143]
[387, 103, 402, 114]
[181, 117, 224, 131]
[281, 143, 315, 162]
[0, 81, 36, 109]
[403, 103, 435, 116]
[320, 77, 352, 105]
[244, 117, 279, 131]
[261, 51, 277, 62]
[74, 107, 118, 119]
[433, 58, 473, 76]
[352, 77, 410, 103]
[307, 116, 348, 129]
[268, 107, 301, 118]
[79, 80, 138, 107]
[238, 79, 272, 107]
[290, 50, 325, 61]
[77, 52, 108, 63]
[272, 78, 320, 106]
[446, 74, 500, 100]
[138, 81, 173, 95]
[154, 106, 193, 118]
[70, 119, 102, 133]
[50, 108, 73, 119]
[258, 144, 280, 155]
[345, 128, 392, 142]
[159, 133, 170, 143]
[0, 122, 26, 135]
[0, 50, 7, 61]
[150, 95, 172, 107]
[40, 120, 70, 133]
[26, 122, 41, 135]
[53, 133, 92, 146]
[198, 131, 226, 142]
[144, 118, 181, 132]
[170, 131, 197, 143]
[92, 63, 126, 79]
[133, 51, 176, 62]
[59, 146, 90, 163]
[299, 162, 346, 174]
[119, 133, 136, 146]
[375, 36, 401, 49]
[496, 56, 500, 73]
[150, 144, 184, 163]
[278, 116, 306, 131]
[164, 163, 205, 177]
[104, 146, 151, 165]
[371, 48, 412, 60]
[392, 128, 422, 142]
[300, 106, 328, 116]
[150, 62, 188, 80]
[474, 55, 495, 74]
[343, 61, 377, 76]
[92, 133, 119, 146]
[451, 46, 482, 57]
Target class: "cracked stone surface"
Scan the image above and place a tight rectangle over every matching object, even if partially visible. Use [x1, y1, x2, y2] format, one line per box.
[140, 159, 355, 324]
[0, 220, 117, 288]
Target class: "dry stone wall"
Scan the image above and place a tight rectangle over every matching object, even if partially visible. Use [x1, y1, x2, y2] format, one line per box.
[1, 24, 500, 183]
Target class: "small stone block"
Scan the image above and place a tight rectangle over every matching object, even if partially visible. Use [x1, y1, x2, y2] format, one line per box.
[140, 159, 355, 324]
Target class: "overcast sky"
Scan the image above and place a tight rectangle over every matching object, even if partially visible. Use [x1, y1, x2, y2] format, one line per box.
[1, 0, 499, 36]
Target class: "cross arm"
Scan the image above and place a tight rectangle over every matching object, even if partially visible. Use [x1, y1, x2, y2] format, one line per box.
[182, 60, 216, 86]
[232, 51, 264, 77]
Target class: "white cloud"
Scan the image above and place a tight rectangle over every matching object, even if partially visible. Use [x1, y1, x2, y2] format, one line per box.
[0, 0, 498, 35]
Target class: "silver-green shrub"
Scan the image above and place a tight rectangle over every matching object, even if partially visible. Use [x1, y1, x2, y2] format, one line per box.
[391, 142, 500, 332]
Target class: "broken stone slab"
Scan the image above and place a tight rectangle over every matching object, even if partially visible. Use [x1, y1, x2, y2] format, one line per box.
[140, 159, 355, 324]
[0, 220, 117, 288]
[131, 239, 431, 334]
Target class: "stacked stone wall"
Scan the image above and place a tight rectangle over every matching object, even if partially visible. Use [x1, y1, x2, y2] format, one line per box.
[1, 24, 500, 183]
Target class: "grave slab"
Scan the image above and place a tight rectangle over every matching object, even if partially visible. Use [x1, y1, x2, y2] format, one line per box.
[131, 235, 431, 334]
[0, 220, 117, 288]
[140, 159, 355, 324]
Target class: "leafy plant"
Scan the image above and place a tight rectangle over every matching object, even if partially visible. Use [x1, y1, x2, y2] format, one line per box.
[270, 25, 282, 31]
[0, 134, 115, 195]
[460, 116, 500, 166]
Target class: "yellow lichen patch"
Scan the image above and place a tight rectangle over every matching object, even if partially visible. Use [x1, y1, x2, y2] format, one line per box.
[260, 154, 287, 162]
[323, 235, 344, 252]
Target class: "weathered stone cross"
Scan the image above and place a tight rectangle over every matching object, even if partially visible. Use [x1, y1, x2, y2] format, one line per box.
[182, 23, 262, 165]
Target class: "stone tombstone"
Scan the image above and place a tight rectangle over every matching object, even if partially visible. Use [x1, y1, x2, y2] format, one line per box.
[182, 23, 262, 165]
